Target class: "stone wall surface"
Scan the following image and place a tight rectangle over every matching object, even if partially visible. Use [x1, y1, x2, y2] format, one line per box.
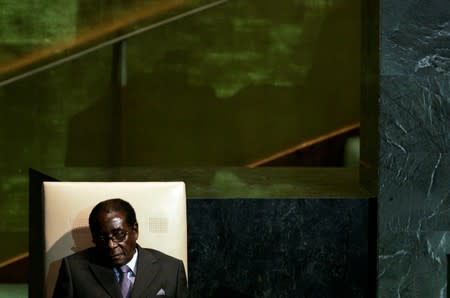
[378, 0, 450, 296]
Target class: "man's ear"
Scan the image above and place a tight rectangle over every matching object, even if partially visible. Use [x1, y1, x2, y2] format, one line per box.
[134, 223, 139, 241]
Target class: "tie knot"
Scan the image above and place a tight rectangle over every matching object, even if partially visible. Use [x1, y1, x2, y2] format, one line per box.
[120, 265, 130, 274]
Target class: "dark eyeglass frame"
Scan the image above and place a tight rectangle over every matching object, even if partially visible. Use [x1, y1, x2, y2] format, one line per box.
[94, 229, 129, 244]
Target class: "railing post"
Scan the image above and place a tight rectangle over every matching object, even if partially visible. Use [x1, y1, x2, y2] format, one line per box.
[111, 40, 128, 165]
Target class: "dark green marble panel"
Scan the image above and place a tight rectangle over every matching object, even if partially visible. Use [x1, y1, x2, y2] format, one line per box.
[378, 0, 450, 296]
[187, 199, 372, 297]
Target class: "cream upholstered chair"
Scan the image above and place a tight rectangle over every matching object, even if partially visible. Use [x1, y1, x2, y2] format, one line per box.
[43, 181, 188, 298]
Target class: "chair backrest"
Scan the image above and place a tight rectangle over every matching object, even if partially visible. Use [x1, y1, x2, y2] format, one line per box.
[43, 181, 188, 298]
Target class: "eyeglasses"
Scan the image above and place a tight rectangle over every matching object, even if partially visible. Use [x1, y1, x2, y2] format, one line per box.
[94, 229, 129, 244]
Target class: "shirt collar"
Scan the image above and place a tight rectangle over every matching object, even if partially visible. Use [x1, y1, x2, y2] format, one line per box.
[126, 248, 138, 274]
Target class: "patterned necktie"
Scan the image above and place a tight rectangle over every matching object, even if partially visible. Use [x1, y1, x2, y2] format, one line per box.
[119, 265, 132, 298]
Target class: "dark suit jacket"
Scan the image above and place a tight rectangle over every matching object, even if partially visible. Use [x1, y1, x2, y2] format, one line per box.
[53, 245, 188, 298]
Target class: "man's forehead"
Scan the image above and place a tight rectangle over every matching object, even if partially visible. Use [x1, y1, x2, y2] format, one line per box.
[95, 210, 128, 229]
[109, 216, 123, 227]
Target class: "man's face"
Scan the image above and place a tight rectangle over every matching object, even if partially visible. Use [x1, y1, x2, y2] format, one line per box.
[91, 210, 138, 267]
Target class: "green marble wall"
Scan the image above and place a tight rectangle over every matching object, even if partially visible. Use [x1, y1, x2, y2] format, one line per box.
[0, 1, 77, 46]
[0, 0, 361, 260]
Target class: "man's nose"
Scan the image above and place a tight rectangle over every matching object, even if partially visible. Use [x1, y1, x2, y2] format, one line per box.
[107, 239, 118, 248]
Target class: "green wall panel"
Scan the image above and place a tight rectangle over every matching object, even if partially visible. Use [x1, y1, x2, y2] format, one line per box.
[0, 0, 362, 259]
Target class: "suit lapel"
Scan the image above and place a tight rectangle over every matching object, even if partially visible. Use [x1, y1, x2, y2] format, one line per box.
[89, 262, 122, 298]
[131, 246, 159, 298]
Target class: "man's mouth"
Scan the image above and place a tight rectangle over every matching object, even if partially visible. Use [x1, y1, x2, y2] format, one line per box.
[110, 252, 124, 259]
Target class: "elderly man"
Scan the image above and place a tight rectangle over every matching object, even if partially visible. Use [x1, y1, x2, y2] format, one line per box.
[53, 198, 188, 298]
